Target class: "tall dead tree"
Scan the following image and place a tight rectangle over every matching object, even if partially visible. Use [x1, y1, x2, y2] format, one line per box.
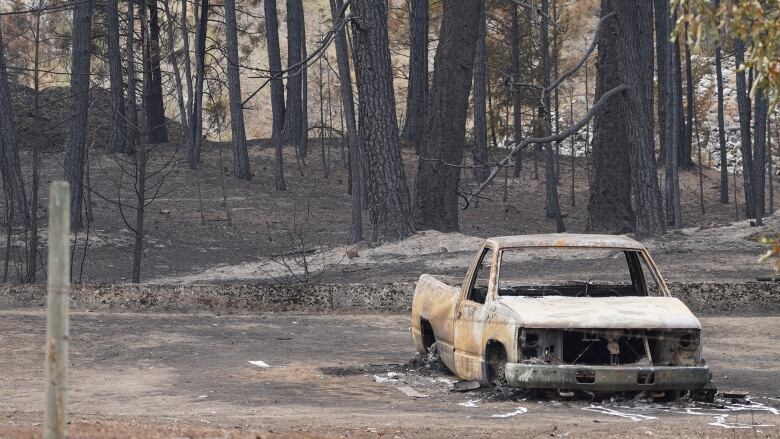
[653, 0, 670, 163]
[264, 0, 286, 190]
[64, 0, 93, 230]
[401, 0, 428, 150]
[735, 38, 754, 218]
[586, 0, 633, 233]
[753, 90, 768, 225]
[350, 0, 414, 241]
[144, 0, 168, 144]
[161, 0, 190, 151]
[330, 0, 362, 242]
[666, 8, 682, 228]
[682, 24, 694, 168]
[0, 23, 28, 225]
[190, 0, 209, 167]
[714, 0, 728, 203]
[539, 0, 565, 231]
[510, 3, 523, 177]
[283, 0, 305, 155]
[106, 0, 128, 154]
[473, 4, 489, 185]
[224, 0, 251, 179]
[126, 0, 138, 152]
[615, 0, 665, 237]
[413, 0, 483, 232]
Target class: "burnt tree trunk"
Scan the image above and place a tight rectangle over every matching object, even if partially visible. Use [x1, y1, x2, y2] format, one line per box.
[401, 0, 428, 150]
[144, 0, 168, 144]
[351, 0, 414, 241]
[586, 0, 633, 233]
[106, 0, 128, 153]
[714, 5, 728, 203]
[264, 0, 287, 190]
[283, 0, 305, 154]
[190, 0, 209, 167]
[161, 0, 190, 152]
[126, 0, 138, 153]
[653, 0, 670, 163]
[673, 35, 688, 169]
[0, 23, 28, 225]
[615, 0, 665, 236]
[65, 0, 92, 230]
[539, 0, 564, 231]
[224, 0, 251, 179]
[510, 3, 523, 177]
[681, 24, 694, 168]
[330, 0, 362, 242]
[753, 90, 768, 225]
[735, 39, 754, 218]
[180, 0, 194, 153]
[413, 0, 482, 232]
[473, 5, 489, 184]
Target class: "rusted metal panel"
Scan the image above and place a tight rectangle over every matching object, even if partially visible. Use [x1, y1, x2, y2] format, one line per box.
[504, 363, 711, 391]
[486, 233, 646, 250]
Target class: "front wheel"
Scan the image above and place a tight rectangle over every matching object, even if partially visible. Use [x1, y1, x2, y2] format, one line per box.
[485, 343, 508, 387]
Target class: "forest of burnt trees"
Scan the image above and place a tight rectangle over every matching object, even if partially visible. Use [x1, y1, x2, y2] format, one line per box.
[0, 0, 778, 283]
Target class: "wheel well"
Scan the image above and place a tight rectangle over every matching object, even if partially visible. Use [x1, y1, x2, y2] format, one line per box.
[420, 319, 435, 349]
[486, 340, 507, 363]
[485, 340, 507, 384]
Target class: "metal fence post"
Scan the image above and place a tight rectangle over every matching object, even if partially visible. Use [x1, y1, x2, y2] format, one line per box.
[44, 181, 70, 439]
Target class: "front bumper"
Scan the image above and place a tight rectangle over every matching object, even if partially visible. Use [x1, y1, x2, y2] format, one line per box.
[504, 363, 711, 392]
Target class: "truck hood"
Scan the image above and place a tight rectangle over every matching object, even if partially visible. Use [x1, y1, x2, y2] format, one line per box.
[495, 296, 701, 330]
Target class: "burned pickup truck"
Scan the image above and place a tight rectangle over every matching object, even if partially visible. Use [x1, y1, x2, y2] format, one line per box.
[411, 234, 713, 399]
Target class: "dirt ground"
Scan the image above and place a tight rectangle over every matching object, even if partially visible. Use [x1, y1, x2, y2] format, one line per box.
[3, 141, 779, 285]
[1, 310, 778, 438]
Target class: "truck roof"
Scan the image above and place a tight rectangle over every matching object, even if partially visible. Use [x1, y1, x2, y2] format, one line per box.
[485, 233, 645, 250]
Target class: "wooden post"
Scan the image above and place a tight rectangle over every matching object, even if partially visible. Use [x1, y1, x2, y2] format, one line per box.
[44, 181, 70, 439]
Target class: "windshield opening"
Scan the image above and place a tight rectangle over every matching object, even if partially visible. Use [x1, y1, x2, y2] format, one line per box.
[496, 247, 663, 298]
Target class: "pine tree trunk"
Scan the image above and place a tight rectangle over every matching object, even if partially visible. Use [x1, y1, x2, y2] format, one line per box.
[653, 0, 669, 163]
[190, 0, 209, 168]
[0, 24, 28, 226]
[106, 0, 128, 154]
[180, 0, 194, 143]
[586, 0, 633, 234]
[753, 90, 768, 225]
[351, 0, 413, 241]
[283, 0, 304, 153]
[126, 0, 138, 153]
[510, 4, 523, 177]
[300, 21, 309, 160]
[715, 36, 728, 203]
[401, 0, 428, 150]
[665, 7, 682, 228]
[673, 36, 688, 169]
[161, 0, 190, 152]
[65, 0, 92, 230]
[145, 0, 168, 144]
[735, 38, 754, 218]
[539, 0, 564, 231]
[681, 24, 694, 168]
[615, 0, 665, 237]
[473, 5, 489, 185]
[413, 0, 482, 232]
[330, 0, 362, 242]
[264, 0, 287, 190]
[224, 0, 251, 179]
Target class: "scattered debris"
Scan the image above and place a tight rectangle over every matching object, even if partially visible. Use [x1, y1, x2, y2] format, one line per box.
[458, 399, 481, 408]
[452, 380, 481, 392]
[491, 407, 528, 418]
[720, 390, 749, 399]
[708, 414, 774, 429]
[373, 372, 402, 383]
[248, 360, 271, 368]
[397, 386, 429, 398]
[582, 405, 658, 421]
